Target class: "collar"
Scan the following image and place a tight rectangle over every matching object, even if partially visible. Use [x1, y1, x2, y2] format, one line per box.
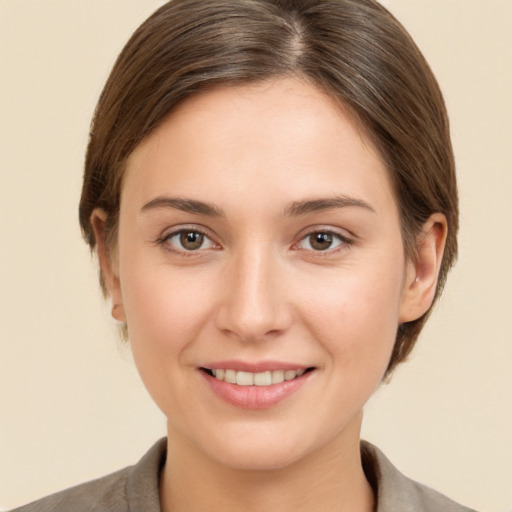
[126, 438, 475, 512]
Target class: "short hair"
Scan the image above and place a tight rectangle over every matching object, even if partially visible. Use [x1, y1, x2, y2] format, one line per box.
[79, 0, 458, 376]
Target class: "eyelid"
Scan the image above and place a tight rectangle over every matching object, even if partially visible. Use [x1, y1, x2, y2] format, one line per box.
[155, 224, 353, 255]
[292, 227, 354, 252]
[156, 224, 221, 254]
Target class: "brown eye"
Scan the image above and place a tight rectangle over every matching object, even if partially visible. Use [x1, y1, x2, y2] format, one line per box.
[297, 231, 349, 252]
[309, 232, 334, 250]
[180, 231, 204, 250]
[163, 229, 216, 252]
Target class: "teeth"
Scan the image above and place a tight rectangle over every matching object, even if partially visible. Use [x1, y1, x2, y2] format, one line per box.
[210, 368, 307, 386]
[224, 369, 237, 384]
[254, 371, 272, 386]
[236, 371, 254, 386]
[271, 370, 284, 384]
[284, 370, 296, 381]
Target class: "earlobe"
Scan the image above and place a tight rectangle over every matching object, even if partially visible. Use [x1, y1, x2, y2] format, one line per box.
[90, 209, 126, 322]
[111, 303, 125, 322]
[399, 213, 448, 323]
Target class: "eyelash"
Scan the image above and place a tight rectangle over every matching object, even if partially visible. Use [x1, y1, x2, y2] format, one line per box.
[156, 227, 353, 256]
[156, 227, 219, 256]
[294, 229, 353, 254]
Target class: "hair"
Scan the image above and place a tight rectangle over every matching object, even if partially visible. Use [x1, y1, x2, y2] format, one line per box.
[79, 0, 458, 377]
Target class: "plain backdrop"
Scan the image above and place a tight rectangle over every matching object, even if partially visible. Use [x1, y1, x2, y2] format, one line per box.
[1, 1, 511, 510]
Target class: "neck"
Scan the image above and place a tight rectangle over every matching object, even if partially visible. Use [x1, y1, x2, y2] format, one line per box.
[160, 415, 374, 512]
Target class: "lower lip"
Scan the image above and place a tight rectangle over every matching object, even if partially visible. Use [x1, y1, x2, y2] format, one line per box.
[201, 371, 313, 410]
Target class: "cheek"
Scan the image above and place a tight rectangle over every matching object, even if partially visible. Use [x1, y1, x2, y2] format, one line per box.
[117, 247, 215, 364]
[123, 267, 218, 346]
[118, 256, 218, 415]
[297, 260, 404, 369]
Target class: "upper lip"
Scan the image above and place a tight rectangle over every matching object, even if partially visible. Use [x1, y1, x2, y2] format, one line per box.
[200, 360, 313, 373]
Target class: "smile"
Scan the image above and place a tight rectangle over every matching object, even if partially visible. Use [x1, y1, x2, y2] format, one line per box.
[205, 368, 308, 386]
[200, 365, 315, 409]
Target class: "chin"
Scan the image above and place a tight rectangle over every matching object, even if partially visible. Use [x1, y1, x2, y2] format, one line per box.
[193, 424, 323, 472]
[212, 444, 306, 472]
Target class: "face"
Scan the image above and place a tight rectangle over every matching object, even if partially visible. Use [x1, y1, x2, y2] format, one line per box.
[99, 77, 434, 471]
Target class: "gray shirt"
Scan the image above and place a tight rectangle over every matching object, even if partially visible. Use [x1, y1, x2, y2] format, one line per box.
[11, 439, 477, 511]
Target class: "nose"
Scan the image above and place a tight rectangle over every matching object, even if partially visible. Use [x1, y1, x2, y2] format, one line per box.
[215, 246, 293, 342]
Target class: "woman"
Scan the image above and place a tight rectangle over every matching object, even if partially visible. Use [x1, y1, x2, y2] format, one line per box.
[11, 0, 476, 510]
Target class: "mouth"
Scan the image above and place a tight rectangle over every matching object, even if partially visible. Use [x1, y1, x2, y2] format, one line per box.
[199, 364, 315, 409]
[200, 367, 315, 387]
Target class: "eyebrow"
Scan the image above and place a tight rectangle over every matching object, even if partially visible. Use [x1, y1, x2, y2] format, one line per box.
[140, 194, 374, 218]
[284, 195, 375, 216]
[141, 196, 225, 217]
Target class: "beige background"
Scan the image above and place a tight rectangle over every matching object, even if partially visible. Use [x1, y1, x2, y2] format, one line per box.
[1, 1, 511, 510]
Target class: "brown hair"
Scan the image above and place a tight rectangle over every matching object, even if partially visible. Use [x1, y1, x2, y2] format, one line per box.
[79, 0, 458, 376]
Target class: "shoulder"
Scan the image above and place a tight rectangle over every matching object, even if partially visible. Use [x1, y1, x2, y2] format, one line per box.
[10, 438, 167, 512]
[361, 441, 478, 512]
[9, 467, 131, 512]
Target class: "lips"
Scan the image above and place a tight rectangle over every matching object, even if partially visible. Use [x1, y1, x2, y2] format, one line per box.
[199, 362, 315, 409]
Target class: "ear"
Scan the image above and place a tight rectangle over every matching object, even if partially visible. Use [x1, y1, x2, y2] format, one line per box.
[399, 213, 448, 323]
[90, 209, 126, 322]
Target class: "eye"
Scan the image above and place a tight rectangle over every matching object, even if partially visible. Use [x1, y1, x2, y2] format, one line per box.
[297, 231, 348, 251]
[163, 229, 216, 252]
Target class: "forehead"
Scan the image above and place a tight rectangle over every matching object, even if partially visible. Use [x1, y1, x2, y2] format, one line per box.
[122, 77, 395, 215]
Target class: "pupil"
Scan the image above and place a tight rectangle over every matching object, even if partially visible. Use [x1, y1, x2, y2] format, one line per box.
[180, 231, 203, 250]
[311, 232, 332, 250]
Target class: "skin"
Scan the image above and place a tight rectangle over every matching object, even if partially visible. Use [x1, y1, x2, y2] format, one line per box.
[92, 77, 446, 512]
